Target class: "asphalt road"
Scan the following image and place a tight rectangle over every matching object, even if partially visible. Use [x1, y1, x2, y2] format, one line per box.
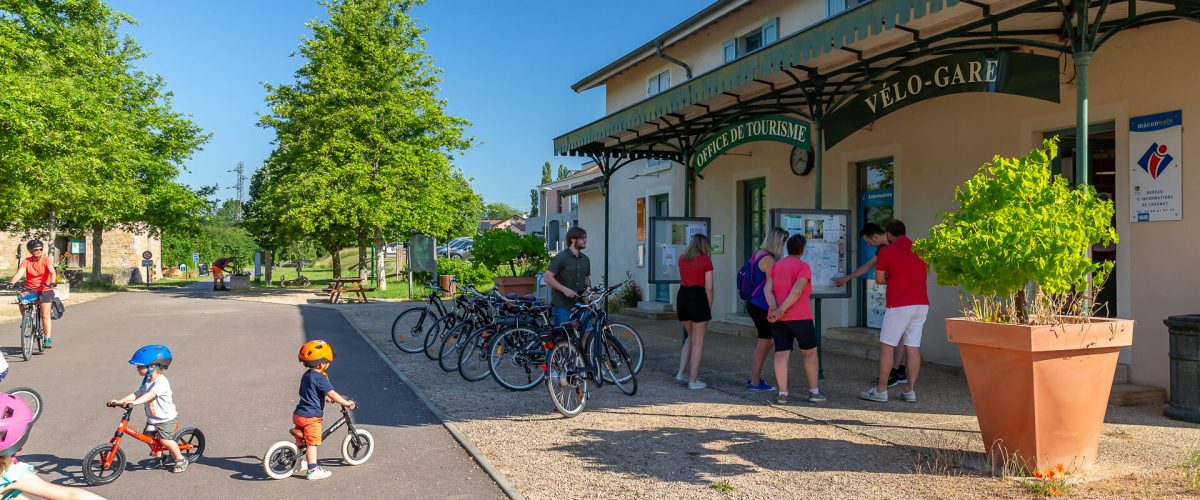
[2, 283, 502, 499]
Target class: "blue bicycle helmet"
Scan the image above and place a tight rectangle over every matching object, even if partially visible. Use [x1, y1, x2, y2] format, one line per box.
[129, 344, 173, 368]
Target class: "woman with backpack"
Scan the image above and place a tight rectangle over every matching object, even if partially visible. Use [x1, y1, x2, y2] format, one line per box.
[674, 234, 713, 390]
[741, 227, 788, 391]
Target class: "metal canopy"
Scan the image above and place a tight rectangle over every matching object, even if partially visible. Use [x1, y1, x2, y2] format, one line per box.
[553, 0, 1200, 168]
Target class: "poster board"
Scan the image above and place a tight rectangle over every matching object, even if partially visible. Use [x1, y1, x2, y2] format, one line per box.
[770, 209, 851, 298]
[648, 217, 710, 284]
[407, 235, 437, 273]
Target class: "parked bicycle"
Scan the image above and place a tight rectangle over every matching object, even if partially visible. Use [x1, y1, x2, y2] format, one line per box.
[450, 293, 550, 382]
[261, 404, 374, 479]
[81, 402, 205, 485]
[6, 387, 41, 423]
[390, 279, 461, 354]
[545, 283, 639, 417]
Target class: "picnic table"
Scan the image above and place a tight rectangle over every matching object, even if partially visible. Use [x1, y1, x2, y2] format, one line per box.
[322, 278, 375, 304]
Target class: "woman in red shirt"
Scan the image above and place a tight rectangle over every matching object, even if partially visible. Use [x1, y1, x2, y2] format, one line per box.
[674, 234, 713, 390]
[7, 240, 56, 349]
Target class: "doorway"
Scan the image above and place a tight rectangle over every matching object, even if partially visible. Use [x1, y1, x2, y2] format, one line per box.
[652, 194, 670, 302]
[1045, 123, 1117, 317]
[741, 179, 767, 262]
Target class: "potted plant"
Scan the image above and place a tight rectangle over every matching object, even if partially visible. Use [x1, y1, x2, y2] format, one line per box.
[472, 230, 548, 295]
[915, 138, 1132, 471]
[227, 259, 253, 291]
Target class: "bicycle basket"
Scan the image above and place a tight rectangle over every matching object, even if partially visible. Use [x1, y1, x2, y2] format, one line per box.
[17, 292, 36, 305]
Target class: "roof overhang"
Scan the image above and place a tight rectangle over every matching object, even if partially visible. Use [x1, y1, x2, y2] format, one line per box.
[560, 177, 605, 196]
[571, 0, 751, 92]
[553, 0, 1200, 163]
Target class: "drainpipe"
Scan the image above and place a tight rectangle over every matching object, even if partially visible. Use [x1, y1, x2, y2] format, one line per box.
[655, 41, 692, 80]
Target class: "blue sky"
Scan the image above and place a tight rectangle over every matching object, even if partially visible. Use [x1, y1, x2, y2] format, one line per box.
[107, 0, 710, 211]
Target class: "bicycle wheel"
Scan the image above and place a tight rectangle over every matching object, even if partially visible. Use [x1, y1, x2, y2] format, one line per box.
[604, 322, 645, 375]
[19, 315, 32, 361]
[7, 387, 42, 422]
[340, 428, 375, 465]
[546, 342, 588, 418]
[82, 443, 126, 485]
[262, 441, 300, 480]
[437, 323, 472, 372]
[600, 335, 638, 396]
[458, 327, 495, 382]
[488, 327, 545, 391]
[177, 428, 206, 462]
[423, 314, 458, 360]
[391, 307, 433, 353]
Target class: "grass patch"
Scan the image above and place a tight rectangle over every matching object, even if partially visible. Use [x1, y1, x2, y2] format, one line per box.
[74, 280, 125, 292]
[709, 480, 734, 493]
[1184, 448, 1200, 491]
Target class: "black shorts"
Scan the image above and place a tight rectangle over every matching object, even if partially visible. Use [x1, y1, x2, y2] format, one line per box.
[746, 303, 772, 339]
[25, 290, 54, 304]
[675, 286, 711, 322]
[771, 319, 817, 351]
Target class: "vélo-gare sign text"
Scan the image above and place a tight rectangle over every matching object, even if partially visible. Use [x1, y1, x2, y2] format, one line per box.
[864, 60, 999, 114]
[693, 115, 810, 172]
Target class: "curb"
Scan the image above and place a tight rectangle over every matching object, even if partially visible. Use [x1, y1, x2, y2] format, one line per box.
[336, 310, 526, 500]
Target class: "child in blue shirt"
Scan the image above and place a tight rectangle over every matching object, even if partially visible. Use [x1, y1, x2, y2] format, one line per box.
[292, 340, 356, 480]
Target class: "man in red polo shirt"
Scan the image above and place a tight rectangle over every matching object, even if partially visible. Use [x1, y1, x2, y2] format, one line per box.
[860, 220, 928, 404]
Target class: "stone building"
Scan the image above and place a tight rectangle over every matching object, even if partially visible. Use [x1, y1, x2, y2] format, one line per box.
[0, 229, 161, 280]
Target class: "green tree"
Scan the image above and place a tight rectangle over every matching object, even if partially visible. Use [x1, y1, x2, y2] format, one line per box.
[482, 201, 520, 220]
[557, 163, 571, 180]
[540, 161, 553, 184]
[529, 189, 539, 217]
[258, 0, 477, 288]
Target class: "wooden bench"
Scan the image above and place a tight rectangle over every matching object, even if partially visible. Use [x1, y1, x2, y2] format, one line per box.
[324, 279, 375, 303]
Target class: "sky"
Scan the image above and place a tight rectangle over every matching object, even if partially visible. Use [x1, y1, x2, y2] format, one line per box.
[106, 0, 712, 212]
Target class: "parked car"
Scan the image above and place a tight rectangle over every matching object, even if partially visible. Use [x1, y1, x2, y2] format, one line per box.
[437, 237, 470, 256]
[447, 240, 473, 260]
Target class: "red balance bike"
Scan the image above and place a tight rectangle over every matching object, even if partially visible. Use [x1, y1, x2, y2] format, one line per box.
[81, 402, 206, 485]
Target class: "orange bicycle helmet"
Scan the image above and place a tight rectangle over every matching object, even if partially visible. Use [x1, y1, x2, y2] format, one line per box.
[298, 340, 334, 367]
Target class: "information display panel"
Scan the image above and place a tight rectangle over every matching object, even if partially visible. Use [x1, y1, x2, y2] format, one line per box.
[770, 209, 851, 299]
[648, 217, 711, 284]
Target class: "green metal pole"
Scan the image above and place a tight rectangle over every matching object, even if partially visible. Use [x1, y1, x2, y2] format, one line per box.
[684, 166, 693, 217]
[1074, 51, 1091, 185]
[812, 118, 825, 380]
[603, 173, 611, 288]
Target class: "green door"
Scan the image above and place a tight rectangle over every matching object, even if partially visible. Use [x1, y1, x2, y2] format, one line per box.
[742, 179, 766, 262]
[652, 194, 670, 302]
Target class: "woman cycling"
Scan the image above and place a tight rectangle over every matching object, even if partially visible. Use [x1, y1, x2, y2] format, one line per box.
[7, 241, 56, 349]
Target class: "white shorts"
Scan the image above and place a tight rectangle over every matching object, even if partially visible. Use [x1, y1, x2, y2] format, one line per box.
[880, 305, 929, 347]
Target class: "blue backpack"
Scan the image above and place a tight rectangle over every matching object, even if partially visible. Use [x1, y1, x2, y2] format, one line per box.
[736, 253, 766, 301]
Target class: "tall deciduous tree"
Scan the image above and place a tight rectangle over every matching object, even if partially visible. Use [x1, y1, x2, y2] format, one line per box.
[257, 0, 478, 288]
[540, 162, 553, 184]
[557, 164, 571, 180]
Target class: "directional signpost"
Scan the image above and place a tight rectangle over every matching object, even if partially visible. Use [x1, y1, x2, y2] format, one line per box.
[142, 251, 154, 286]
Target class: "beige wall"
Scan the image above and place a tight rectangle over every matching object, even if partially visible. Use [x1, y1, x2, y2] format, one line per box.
[605, 0, 826, 112]
[586, 21, 1200, 391]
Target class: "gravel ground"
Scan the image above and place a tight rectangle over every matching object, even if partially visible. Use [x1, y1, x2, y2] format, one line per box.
[216, 291, 1200, 499]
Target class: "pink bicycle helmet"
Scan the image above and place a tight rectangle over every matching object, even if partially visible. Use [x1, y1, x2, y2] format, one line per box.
[0, 394, 33, 455]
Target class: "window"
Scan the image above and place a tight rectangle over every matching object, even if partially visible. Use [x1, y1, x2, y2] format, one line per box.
[646, 70, 670, 96]
[724, 18, 778, 63]
[828, 0, 869, 17]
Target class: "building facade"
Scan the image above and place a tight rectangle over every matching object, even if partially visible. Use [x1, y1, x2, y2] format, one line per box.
[554, 0, 1200, 392]
[527, 166, 602, 252]
[0, 229, 162, 279]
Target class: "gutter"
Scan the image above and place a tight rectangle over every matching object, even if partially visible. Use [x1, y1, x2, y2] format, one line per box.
[655, 41, 692, 80]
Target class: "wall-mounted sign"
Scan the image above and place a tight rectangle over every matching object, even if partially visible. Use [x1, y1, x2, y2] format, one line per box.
[636, 197, 646, 241]
[824, 51, 1060, 148]
[770, 209, 851, 299]
[648, 217, 710, 284]
[692, 115, 810, 172]
[1130, 110, 1182, 222]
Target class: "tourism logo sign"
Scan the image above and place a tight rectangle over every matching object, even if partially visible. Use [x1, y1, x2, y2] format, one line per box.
[1130, 111, 1182, 222]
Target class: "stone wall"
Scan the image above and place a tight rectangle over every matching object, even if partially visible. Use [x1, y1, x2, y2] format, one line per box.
[0, 229, 161, 279]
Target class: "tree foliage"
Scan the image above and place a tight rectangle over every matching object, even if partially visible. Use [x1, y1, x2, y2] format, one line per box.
[914, 138, 1117, 322]
[540, 162, 553, 184]
[472, 229, 548, 277]
[482, 201, 520, 220]
[251, 0, 480, 282]
[557, 164, 570, 180]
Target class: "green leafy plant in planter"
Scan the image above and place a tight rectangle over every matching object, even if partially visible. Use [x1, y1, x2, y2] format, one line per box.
[913, 137, 1131, 472]
[436, 258, 494, 289]
[914, 137, 1117, 324]
[473, 230, 549, 277]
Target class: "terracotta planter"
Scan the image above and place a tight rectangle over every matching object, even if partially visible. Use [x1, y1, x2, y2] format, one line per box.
[947, 317, 1134, 471]
[493, 276, 535, 296]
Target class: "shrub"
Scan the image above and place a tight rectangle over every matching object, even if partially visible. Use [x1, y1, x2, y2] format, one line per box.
[436, 258, 494, 289]
[472, 229, 549, 277]
[913, 138, 1117, 324]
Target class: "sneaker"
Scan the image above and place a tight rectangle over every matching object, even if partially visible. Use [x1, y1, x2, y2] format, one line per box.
[42, 338, 51, 349]
[293, 460, 308, 477]
[860, 387, 889, 403]
[807, 390, 827, 403]
[307, 466, 332, 480]
[775, 393, 789, 405]
[746, 379, 776, 392]
[688, 380, 707, 390]
[902, 390, 917, 403]
[171, 458, 189, 473]
[891, 368, 908, 387]
[674, 373, 688, 384]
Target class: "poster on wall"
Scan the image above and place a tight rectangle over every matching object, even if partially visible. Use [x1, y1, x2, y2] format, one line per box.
[636, 198, 646, 241]
[865, 279, 886, 328]
[1130, 110, 1183, 222]
[770, 209, 851, 299]
[648, 217, 710, 283]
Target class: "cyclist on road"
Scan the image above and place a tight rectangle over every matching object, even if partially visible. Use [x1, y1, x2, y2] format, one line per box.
[210, 256, 232, 291]
[7, 240, 56, 349]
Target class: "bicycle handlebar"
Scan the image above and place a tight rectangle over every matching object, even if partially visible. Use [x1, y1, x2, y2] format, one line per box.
[106, 402, 133, 410]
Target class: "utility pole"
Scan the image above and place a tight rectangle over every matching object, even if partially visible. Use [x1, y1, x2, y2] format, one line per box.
[229, 161, 246, 220]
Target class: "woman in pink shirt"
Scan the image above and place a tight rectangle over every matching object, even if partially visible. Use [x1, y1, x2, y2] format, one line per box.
[674, 234, 713, 390]
[764, 234, 825, 404]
